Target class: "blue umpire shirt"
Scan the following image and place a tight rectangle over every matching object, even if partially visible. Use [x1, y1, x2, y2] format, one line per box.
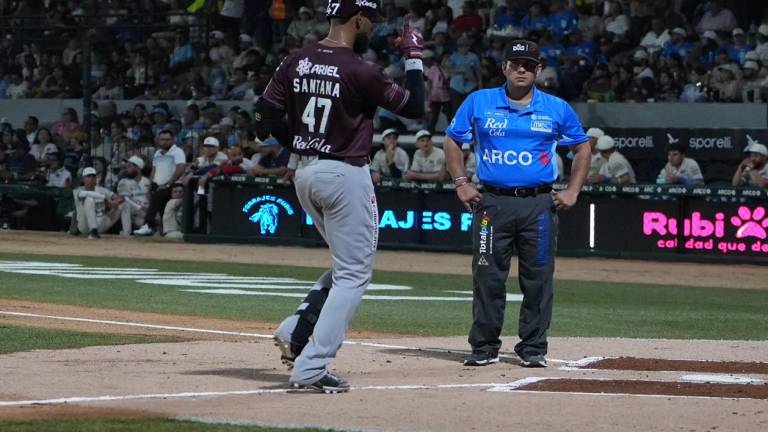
[445, 85, 588, 188]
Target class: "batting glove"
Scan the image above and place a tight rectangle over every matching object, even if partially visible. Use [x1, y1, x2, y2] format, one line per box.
[395, 15, 424, 59]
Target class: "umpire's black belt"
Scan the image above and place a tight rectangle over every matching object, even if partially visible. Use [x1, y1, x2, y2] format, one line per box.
[481, 184, 553, 197]
[317, 153, 369, 167]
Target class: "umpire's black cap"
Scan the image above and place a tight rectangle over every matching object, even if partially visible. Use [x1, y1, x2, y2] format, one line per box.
[326, 0, 385, 23]
[505, 40, 541, 63]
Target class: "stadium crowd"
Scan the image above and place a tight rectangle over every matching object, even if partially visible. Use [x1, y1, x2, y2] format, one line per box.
[2, 0, 768, 236]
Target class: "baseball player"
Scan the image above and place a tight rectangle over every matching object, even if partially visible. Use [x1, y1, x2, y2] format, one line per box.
[73, 167, 126, 239]
[254, 0, 425, 393]
[403, 130, 446, 182]
[657, 142, 704, 185]
[117, 155, 151, 235]
[444, 40, 591, 368]
[589, 135, 637, 184]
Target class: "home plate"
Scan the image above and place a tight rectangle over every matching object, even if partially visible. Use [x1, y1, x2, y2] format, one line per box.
[680, 374, 764, 384]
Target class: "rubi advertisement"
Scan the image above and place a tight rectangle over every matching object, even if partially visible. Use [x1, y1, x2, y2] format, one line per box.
[643, 205, 768, 256]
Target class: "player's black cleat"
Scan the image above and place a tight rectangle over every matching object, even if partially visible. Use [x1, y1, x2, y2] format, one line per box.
[273, 335, 295, 369]
[292, 372, 350, 394]
[519, 354, 548, 368]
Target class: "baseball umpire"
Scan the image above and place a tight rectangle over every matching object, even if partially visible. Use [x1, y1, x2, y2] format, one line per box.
[254, 0, 425, 393]
[444, 40, 591, 368]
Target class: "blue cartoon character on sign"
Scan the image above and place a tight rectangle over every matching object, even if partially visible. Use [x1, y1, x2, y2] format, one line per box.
[250, 203, 279, 235]
[243, 195, 295, 236]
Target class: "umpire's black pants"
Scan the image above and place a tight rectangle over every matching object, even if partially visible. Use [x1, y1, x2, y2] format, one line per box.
[468, 192, 557, 358]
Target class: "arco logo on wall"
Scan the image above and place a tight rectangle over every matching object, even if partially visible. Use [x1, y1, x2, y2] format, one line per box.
[643, 205, 768, 255]
[242, 195, 295, 235]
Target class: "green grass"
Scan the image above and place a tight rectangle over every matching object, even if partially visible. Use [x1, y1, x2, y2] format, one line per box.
[0, 419, 328, 432]
[0, 252, 766, 340]
[0, 325, 180, 354]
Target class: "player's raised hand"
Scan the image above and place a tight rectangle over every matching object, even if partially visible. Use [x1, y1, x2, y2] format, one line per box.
[395, 14, 423, 59]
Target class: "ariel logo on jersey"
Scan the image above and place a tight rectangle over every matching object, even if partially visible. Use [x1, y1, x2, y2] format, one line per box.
[243, 195, 295, 235]
[355, 0, 379, 9]
[296, 57, 341, 78]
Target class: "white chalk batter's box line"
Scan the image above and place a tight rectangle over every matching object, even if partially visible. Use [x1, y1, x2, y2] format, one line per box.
[0, 309, 578, 364]
[0, 377, 755, 408]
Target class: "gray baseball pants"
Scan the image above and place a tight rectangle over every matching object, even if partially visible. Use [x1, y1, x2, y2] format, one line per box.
[282, 159, 378, 385]
[468, 192, 557, 359]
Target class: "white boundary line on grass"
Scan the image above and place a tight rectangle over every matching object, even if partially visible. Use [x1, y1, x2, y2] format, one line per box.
[0, 310, 575, 364]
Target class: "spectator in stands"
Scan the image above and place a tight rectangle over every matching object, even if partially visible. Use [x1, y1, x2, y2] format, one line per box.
[695, 0, 738, 34]
[93, 75, 124, 100]
[521, 2, 549, 35]
[584, 128, 606, 177]
[23, 116, 39, 147]
[73, 167, 125, 239]
[732, 142, 768, 188]
[51, 108, 80, 142]
[93, 157, 117, 191]
[548, 0, 578, 41]
[446, 36, 481, 113]
[403, 130, 446, 182]
[661, 28, 694, 61]
[134, 130, 186, 236]
[248, 137, 289, 177]
[8, 133, 36, 181]
[425, 50, 452, 133]
[169, 30, 195, 72]
[209, 30, 235, 66]
[709, 65, 741, 102]
[604, 2, 630, 39]
[692, 31, 720, 68]
[451, 1, 484, 38]
[117, 155, 150, 236]
[162, 183, 185, 240]
[286, 6, 316, 46]
[640, 17, 671, 56]
[151, 105, 173, 137]
[655, 68, 683, 101]
[193, 136, 228, 174]
[740, 61, 765, 102]
[30, 128, 58, 162]
[756, 25, 768, 63]
[6, 72, 29, 99]
[43, 152, 72, 189]
[726, 28, 753, 64]
[371, 129, 409, 183]
[583, 64, 615, 102]
[657, 142, 704, 185]
[587, 135, 636, 184]
[196, 145, 256, 193]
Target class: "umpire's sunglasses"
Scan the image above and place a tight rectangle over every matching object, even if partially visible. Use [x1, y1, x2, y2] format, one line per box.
[504, 60, 539, 73]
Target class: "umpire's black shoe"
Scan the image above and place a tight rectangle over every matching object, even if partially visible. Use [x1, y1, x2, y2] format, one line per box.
[519, 354, 548, 368]
[292, 372, 350, 394]
[463, 351, 500, 366]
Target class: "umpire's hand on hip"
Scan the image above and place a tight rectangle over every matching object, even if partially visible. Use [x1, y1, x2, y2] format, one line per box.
[456, 183, 482, 211]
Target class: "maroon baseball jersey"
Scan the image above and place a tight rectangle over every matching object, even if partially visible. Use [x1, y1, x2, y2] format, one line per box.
[262, 42, 409, 157]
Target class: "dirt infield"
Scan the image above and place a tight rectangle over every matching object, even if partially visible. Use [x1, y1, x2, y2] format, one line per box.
[1, 231, 768, 430]
[1, 230, 766, 289]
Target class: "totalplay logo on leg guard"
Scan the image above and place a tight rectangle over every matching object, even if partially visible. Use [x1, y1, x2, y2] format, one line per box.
[478, 213, 492, 265]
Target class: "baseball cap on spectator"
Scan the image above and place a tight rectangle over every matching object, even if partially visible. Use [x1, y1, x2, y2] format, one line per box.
[326, 0, 385, 23]
[744, 60, 760, 71]
[219, 117, 234, 128]
[671, 28, 686, 37]
[210, 30, 225, 40]
[415, 130, 432, 140]
[82, 167, 97, 177]
[258, 137, 278, 147]
[701, 30, 717, 41]
[151, 105, 168, 116]
[505, 40, 540, 63]
[732, 28, 745, 37]
[124, 155, 145, 170]
[381, 128, 399, 139]
[746, 143, 768, 156]
[239, 34, 253, 43]
[633, 49, 649, 61]
[595, 136, 615, 150]
[203, 137, 220, 148]
[758, 24, 768, 37]
[586, 128, 605, 138]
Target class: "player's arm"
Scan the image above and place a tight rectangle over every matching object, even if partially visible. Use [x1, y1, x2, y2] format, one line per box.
[253, 58, 291, 146]
[553, 103, 590, 209]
